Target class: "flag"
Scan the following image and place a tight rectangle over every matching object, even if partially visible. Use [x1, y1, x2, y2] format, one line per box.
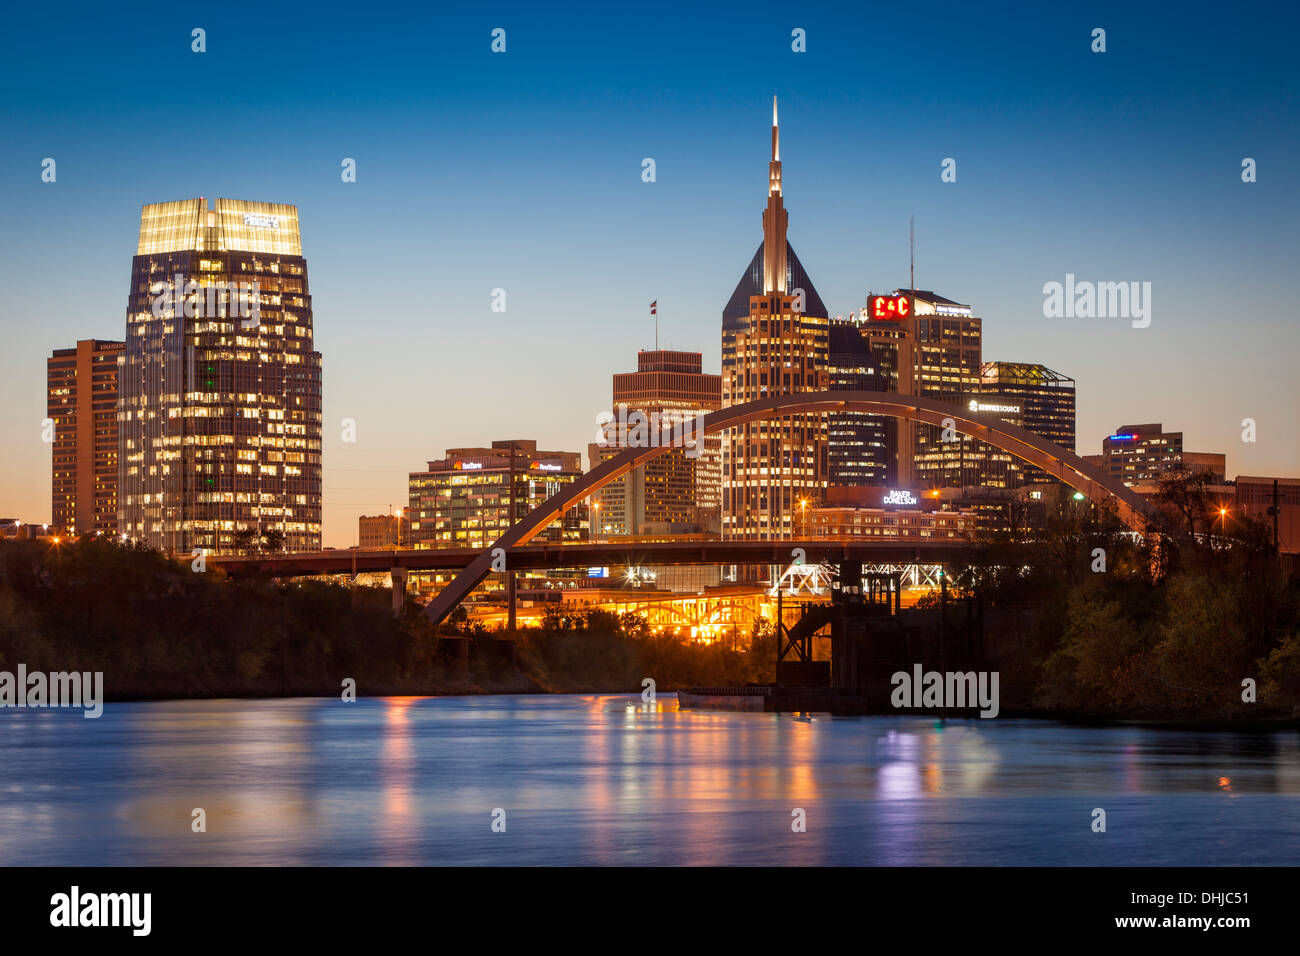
[650, 300, 657, 315]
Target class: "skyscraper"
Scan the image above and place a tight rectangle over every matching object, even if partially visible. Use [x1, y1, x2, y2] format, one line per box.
[848, 297, 919, 486]
[827, 318, 891, 486]
[721, 99, 829, 539]
[980, 361, 1076, 484]
[118, 199, 323, 554]
[590, 349, 721, 536]
[841, 289, 983, 489]
[900, 290, 984, 489]
[47, 339, 124, 536]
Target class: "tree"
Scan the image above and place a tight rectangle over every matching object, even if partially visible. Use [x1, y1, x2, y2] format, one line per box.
[1039, 582, 1149, 712]
[233, 526, 259, 557]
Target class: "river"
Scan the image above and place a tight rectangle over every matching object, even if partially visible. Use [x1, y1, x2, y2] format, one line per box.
[2, 695, 1297, 865]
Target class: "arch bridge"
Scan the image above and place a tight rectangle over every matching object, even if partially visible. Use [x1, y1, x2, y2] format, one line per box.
[425, 390, 1153, 626]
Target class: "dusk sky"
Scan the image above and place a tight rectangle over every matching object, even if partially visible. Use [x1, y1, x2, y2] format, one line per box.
[2, 0, 1296, 547]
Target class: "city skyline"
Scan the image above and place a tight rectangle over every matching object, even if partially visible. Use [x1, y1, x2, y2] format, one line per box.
[3, 0, 1298, 548]
[2, 0, 1300, 892]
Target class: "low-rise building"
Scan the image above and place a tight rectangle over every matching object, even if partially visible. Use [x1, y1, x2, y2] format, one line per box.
[1088, 423, 1225, 486]
[357, 513, 411, 549]
[809, 486, 974, 542]
[408, 439, 587, 550]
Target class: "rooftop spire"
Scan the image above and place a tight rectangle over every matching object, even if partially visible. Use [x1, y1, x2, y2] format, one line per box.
[772, 95, 779, 161]
[762, 96, 788, 294]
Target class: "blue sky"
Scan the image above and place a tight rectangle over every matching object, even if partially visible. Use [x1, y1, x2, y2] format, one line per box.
[2, 0, 1297, 546]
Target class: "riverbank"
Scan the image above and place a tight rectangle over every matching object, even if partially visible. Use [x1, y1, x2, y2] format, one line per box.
[4, 535, 1299, 724]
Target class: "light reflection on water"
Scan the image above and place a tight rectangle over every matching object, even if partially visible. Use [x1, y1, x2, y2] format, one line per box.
[0, 695, 1297, 866]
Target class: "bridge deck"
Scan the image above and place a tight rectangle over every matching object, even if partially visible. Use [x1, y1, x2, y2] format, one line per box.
[207, 539, 975, 578]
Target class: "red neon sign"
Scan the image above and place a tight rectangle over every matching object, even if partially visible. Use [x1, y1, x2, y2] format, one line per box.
[868, 295, 911, 320]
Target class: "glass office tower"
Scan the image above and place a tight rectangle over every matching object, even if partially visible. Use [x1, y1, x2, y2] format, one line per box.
[118, 198, 323, 554]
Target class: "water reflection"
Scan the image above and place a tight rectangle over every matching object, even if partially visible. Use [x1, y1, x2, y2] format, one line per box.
[378, 697, 418, 863]
[0, 696, 1296, 866]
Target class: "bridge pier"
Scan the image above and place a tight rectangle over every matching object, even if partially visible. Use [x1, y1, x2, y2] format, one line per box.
[507, 570, 517, 631]
[391, 567, 408, 616]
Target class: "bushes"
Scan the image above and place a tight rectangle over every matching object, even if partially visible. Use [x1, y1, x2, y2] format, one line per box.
[0, 539, 775, 699]
[974, 476, 1299, 719]
[1032, 567, 1298, 718]
[0, 538, 438, 698]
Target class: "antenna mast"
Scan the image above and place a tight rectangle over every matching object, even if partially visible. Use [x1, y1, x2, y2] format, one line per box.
[909, 216, 915, 291]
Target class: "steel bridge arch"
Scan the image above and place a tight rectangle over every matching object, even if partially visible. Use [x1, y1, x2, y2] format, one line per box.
[425, 390, 1153, 625]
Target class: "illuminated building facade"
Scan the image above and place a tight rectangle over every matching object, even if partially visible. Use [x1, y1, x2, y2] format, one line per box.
[898, 290, 985, 489]
[954, 395, 1026, 490]
[809, 486, 974, 542]
[47, 339, 124, 536]
[980, 362, 1075, 452]
[590, 349, 722, 537]
[979, 362, 1075, 484]
[408, 440, 587, 550]
[831, 297, 1071, 493]
[117, 198, 322, 554]
[848, 290, 983, 489]
[850, 298, 918, 485]
[721, 99, 829, 539]
[1086, 424, 1225, 486]
[358, 512, 410, 549]
[828, 315, 910, 487]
